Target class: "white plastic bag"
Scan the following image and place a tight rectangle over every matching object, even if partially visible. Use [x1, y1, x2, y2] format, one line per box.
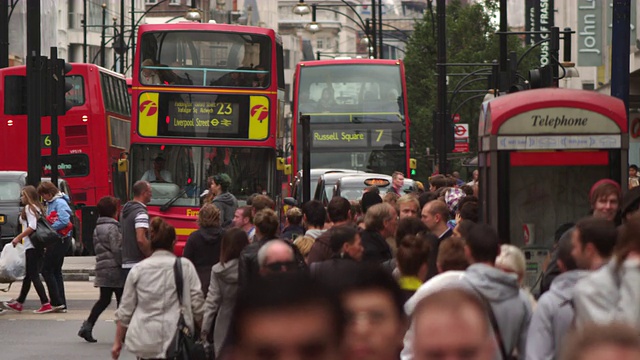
[0, 243, 25, 282]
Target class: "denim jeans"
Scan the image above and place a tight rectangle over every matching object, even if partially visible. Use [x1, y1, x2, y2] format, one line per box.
[41, 236, 71, 307]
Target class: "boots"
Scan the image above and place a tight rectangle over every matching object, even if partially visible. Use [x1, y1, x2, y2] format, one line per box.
[78, 321, 97, 343]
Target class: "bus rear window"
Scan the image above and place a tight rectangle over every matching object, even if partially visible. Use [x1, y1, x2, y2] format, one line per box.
[42, 154, 90, 177]
[66, 75, 85, 107]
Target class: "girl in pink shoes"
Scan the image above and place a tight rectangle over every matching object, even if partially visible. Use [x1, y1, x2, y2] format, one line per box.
[2, 185, 53, 314]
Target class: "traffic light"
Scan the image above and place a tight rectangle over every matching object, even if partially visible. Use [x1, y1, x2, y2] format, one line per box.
[509, 81, 531, 93]
[529, 65, 553, 89]
[55, 59, 75, 115]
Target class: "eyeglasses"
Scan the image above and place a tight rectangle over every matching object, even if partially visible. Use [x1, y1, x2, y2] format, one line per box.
[265, 261, 297, 273]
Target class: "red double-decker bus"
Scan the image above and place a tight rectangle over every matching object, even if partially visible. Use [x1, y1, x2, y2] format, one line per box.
[291, 59, 414, 178]
[130, 23, 286, 255]
[0, 64, 131, 253]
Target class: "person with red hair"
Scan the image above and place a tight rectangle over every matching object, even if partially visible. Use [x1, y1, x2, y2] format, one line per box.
[589, 179, 621, 223]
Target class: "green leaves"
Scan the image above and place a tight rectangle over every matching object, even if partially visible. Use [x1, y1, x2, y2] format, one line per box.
[405, 0, 537, 178]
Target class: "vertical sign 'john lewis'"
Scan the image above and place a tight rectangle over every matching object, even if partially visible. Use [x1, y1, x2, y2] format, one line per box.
[577, 0, 603, 67]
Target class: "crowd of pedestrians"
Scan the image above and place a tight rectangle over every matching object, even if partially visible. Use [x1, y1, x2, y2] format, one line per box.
[2, 182, 72, 315]
[5, 169, 640, 360]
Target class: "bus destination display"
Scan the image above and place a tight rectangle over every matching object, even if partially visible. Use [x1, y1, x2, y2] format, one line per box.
[311, 128, 394, 148]
[168, 100, 240, 135]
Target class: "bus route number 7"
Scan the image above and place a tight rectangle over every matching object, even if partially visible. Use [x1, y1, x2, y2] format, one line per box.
[375, 130, 384, 142]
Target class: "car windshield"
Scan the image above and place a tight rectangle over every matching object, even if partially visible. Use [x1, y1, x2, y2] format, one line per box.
[130, 144, 276, 207]
[338, 183, 390, 201]
[0, 181, 21, 201]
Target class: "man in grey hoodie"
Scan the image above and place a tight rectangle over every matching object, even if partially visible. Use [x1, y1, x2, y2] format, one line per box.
[572, 216, 636, 329]
[463, 223, 532, 360]
[526, 228, 587, 360]
[208, 173, 238, 228]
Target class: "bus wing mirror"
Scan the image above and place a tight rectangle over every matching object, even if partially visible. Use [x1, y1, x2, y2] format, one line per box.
[283, 164, 292, 175]
[276, 157, 285, 171]
[118, 159, 129, 173]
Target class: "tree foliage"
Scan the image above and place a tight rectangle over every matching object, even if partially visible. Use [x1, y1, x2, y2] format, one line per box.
[404, 0, 539, 179]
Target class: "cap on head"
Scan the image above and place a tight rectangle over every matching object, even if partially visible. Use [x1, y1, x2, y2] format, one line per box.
[589, 179, 621, 204]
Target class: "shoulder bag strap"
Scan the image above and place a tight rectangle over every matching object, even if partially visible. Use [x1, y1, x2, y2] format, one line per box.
[174, 257, 184, 306]
[468, 284, 510, 360]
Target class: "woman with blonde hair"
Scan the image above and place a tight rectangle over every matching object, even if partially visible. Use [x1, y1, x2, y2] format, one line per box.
[112, 217, 204, 360]
[293, 235, 315, 263]
[496, 244, 536, 309]
[1, 186, 53, 314]
[184, 203, 223, 295]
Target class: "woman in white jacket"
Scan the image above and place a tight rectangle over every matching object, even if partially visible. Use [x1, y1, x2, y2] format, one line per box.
[111, 217, 204, 360]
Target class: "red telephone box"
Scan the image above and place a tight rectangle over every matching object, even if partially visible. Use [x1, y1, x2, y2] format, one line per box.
[478, 88, 628, 246]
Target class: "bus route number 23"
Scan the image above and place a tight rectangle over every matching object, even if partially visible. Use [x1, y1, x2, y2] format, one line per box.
[215, 103, 233, 115]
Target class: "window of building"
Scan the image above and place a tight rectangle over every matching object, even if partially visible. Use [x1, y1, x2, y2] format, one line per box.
[283, 49, 291, 69]
[169, 0, 181, 5]
[145, 0, 158, 4]
[582, 82, 595, 90]
[317, 39, 324, 49]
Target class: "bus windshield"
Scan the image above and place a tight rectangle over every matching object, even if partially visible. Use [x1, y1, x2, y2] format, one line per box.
[298, 64, 404, 122]
[303, 147, 407, 174]
[139, 31, 271, 88]
[130, 144, 275, 207]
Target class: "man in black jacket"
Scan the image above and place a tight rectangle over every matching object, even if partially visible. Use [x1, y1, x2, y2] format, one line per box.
[360, 203, 396, 263]
[238, 209, 307, 287]
[310, 225, 363, 283]
[281, 207, 305, 242]
[421, 200, 453, 280]
[308, 196, 352, 264]
[238, 209, 280, 287]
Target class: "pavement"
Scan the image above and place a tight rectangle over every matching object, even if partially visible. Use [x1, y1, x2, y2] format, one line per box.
[60, 256, 96, 281]
[0, 281, 137, 359]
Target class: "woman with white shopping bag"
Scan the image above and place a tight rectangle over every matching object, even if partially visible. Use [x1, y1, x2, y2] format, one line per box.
[1, 186, 54, 314]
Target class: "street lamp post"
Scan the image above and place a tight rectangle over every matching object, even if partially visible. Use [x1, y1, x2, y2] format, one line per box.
[377, 0, 383, 59]
[436, 0, 447, 174]
[293, 0, 380, 59]
[120, 0, 125, 72]
[100, 3, 107, 67]
[112, 18, 118, 70]
[0, 1, 8, 68]
[83, 0, 87, 63]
